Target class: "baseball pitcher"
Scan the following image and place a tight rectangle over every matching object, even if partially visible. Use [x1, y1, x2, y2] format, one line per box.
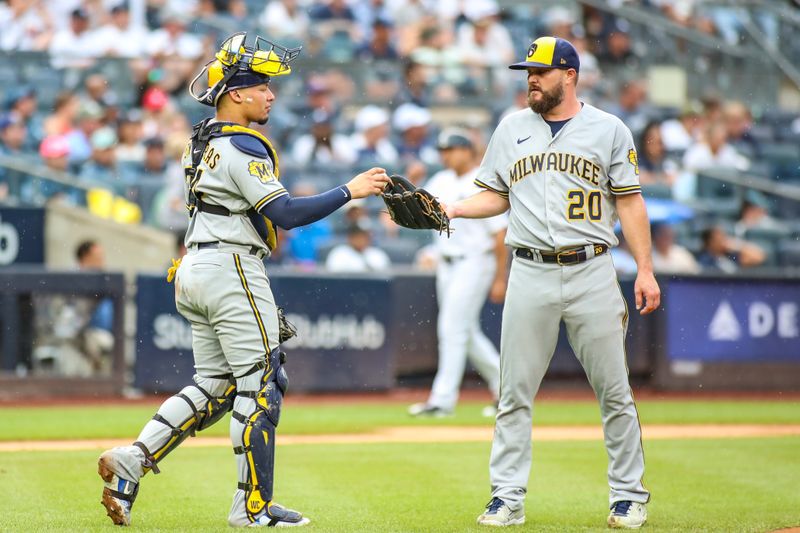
[96, 32, 388, 528]
[444, 37, 661, 529]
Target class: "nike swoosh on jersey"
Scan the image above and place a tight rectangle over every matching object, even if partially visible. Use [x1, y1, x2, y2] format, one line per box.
[517, 136, 531, 144]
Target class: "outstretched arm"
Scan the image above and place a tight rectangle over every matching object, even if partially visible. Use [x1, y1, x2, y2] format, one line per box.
[262, 167, 388, 230]
[446, 190, 510, 219]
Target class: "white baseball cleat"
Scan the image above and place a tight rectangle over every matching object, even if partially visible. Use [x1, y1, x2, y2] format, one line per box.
[408, 403, 453, 417]
[248, 502, 310, 527]
[607, 501, 647, 529]
[477, 497, 525, 527]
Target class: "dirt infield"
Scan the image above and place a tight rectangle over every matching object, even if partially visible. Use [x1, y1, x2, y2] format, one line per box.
[2, 424, 798, 453]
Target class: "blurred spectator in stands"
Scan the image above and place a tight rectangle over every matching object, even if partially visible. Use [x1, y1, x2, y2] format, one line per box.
[65, 100, 105, 168]
[651, 222, 700, 274]
[597, 18, 641, 71]
[499, 81, 529, 121]
[82, 74, 119, 125]
[150, 133, 190, 231]
[0, 113, 28, 200]
[80, 127, 119, 188]
[352, 0, 394, 38]
[295, 76, 339, 120]
[325, 220, 391, 272]
[257, 0, 310, 42]
[571, 29, 602, 101]
[339, 198, 371, 231]
[115, 110, 145, 165]
[310, 0, 360, 43]
[682, 121, 750, 174]
[5, 87, 43, 153]
[44, 92, 80, 137]
[696, 225, 765, 273]
[638, 121, 679, 186]
[408, 22, 462, 101]
[649, 0, 715, 34]
[0, 0, 53, 51]
[457, 0, 514, 68]
[356, 16, 399, 61]
[39, 135, 71, 173]
[0, 114, 28, 157]
[661, 100, 704, 153]
[147, 9, 205, 92]
[397, 59, 433, 107]
[733, 191, 789, 238]
[606, 78, 652, 136]
[393, 103, 438, 166]
[607, 78, 653, 137]
[350, 105, 398, 166]
[291, 109, 356, 167]
[140, 83, 172, 138]
[723, 101, 760, 158]
[48, 7, 96, 69]
[92, 2, 149, 58]
[133, 137, 167, 180]
[700, 92, 724, 124]
[285, 182, 334, 267]
[544, 6, 577, 40]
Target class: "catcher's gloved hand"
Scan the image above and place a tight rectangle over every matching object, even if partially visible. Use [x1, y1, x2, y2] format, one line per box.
[381, 175, 451, 235]
[277, 307, 297, 344]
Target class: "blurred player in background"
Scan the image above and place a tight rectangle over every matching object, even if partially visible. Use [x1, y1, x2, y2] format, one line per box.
[409, 128, 508, 418]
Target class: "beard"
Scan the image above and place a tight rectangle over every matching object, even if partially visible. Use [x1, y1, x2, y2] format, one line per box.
[528, 82, 564, 115]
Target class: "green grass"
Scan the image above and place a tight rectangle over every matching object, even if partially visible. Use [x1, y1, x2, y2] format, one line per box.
[1, 400, 799, 441]
[0, 438, 798, 532]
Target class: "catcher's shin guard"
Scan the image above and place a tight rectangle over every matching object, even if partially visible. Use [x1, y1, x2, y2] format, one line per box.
[230, 348, 288, 525]
[134, 374, 236, 472]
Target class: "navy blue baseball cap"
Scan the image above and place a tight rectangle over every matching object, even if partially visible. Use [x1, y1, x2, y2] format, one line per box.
[509, 36, 580, 72]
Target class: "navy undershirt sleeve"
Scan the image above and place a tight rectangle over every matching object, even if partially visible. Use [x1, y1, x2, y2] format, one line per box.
[260, 185, 352, 229]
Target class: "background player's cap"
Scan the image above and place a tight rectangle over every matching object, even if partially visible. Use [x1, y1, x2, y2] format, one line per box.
[509, 36, 580, 72]
[436, 128, 473, 150]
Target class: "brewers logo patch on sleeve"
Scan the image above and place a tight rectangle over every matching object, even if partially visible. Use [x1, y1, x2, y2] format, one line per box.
[628, 149, 639, 176]
[248, 160, 274, 183]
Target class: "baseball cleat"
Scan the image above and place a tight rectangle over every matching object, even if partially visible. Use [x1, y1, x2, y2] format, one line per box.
[249, 502, 310, 527]
[98, 451, 138, 526]
[481, 402, 499, 418]
[607, 501, 647, 529]
[477, 497, 525, 527]
[408, 403, 453, 417]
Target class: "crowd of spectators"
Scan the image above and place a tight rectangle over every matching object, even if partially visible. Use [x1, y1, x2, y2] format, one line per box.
[1, 0, 799, 273]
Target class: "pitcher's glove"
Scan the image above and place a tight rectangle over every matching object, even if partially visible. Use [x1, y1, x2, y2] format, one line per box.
[381, 175, 451, 235]
[277, 307, 297, 344]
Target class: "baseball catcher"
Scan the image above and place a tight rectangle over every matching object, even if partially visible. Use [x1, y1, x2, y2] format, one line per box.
[96, 32, 388, 528]
[381, 174, 451, 235]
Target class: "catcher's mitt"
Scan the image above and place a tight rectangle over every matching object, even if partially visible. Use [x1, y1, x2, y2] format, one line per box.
[381, 175, 451, 235]
[277, 307, 297, 344]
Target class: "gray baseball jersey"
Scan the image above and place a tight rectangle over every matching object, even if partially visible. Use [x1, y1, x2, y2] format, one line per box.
[475, 103, 641, 250]
[181, 130, 288, 255]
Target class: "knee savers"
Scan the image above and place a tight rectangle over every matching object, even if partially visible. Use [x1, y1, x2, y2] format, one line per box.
[233, 349, 289, 521]
[135, 375, 236, 472]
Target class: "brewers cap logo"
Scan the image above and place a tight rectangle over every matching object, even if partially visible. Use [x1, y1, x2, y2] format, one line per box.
[627, 149, 639, 176]
[248, 160, 274, 182]
[527, 42, 538, 59]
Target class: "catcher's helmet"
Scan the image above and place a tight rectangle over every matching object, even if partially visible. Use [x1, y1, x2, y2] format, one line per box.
[189, 32, 301, 107]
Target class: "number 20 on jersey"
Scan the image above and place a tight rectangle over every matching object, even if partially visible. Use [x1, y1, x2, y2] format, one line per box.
[567, 189, 602, 221]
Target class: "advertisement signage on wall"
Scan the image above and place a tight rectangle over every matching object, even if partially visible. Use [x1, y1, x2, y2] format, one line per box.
[666, 278, 800, 362]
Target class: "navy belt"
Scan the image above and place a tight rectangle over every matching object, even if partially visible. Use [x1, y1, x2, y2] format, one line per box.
[515, 244, 608, 266]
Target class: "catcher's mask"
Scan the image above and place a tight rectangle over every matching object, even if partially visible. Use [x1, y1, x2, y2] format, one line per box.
[189, 32, 301, 107]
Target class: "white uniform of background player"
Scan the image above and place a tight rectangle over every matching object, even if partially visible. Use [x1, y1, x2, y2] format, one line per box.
[409, 129, 508, 417]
